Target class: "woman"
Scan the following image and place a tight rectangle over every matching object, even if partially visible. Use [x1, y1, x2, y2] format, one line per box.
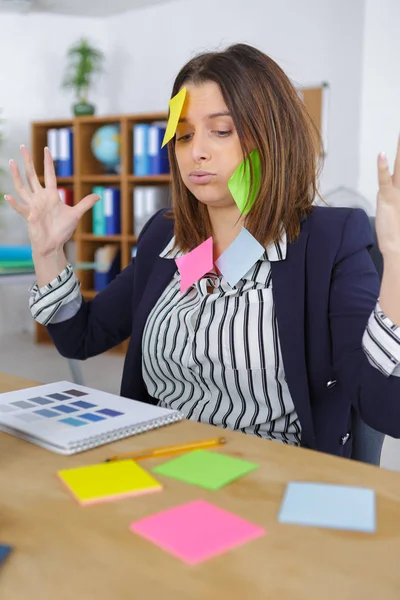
[6, 43, 400, 458]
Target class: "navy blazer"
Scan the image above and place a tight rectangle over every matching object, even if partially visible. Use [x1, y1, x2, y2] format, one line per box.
[48, 206, 400, 458]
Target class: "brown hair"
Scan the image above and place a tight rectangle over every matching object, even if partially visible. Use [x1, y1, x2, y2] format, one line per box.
[167, 43, 323, 251]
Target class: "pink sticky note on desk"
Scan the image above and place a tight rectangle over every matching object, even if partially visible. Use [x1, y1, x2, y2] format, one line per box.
[175, 237, 214, 293]
[129, 499, 265, 565]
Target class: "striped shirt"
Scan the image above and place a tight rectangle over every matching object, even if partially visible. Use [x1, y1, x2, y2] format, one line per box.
[29, 239, 400, 444]
[142, 233, 302, 444]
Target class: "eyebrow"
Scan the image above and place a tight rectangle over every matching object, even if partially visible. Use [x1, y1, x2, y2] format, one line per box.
[178, 111, 232, 123]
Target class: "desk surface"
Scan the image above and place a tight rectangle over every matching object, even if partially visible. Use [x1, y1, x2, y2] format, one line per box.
[1, 373, 400, 600]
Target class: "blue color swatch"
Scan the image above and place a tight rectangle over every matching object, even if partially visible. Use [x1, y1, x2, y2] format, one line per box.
[79, 413, 105, 422]
[71, 400, 96, 409]
[96, 408, 123, 417]
[29, 397, 53, 406]
[278, 482, 376, 533]
[52, 405, 79, 414]
[34, 409, 61, 418]
[60, 417, 87, 427]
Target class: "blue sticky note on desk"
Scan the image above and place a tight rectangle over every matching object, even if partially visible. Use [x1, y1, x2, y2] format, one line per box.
[278, 482, 376, 533]
[0, 544, 12, 564]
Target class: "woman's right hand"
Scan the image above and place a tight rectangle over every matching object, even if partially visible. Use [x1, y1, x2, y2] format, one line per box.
[5, 145, 99, 257]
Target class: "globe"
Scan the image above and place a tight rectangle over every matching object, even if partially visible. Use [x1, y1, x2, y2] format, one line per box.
[91, 124, 121, 173]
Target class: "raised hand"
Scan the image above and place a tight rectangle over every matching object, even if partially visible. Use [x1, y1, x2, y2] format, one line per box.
[375, 137, 400, 258]
[5, 145, 99, 257]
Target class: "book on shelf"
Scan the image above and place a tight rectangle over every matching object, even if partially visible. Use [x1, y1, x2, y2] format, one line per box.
[57, 187, 74, 207]
[133, 123, 150, 175]
[92, 186, 120, 235]
[133, 122, 170, 176]
[93, 245, 121, 291]
[148, 122, 169, 175]
[46, 127, 74, 176]
[133, 185, 170, 237]
[104, 187, 121, 235]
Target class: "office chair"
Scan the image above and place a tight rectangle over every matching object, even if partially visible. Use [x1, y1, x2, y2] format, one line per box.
[350, 216, 385, 465]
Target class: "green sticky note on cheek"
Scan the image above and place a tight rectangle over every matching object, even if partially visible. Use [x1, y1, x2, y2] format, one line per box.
[228, 149, 261, 215]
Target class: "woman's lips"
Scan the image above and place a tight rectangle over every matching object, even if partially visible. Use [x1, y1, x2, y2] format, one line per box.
[188, 171, 215, 184]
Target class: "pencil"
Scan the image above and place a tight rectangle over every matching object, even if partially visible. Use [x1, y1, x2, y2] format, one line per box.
[105, 436, 227, 462]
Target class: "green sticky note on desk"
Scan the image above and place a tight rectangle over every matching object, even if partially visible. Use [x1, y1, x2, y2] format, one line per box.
[152, 450, 258, 490]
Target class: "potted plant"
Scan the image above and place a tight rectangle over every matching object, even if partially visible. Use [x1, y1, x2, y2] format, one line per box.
[62, 38, 104, 116]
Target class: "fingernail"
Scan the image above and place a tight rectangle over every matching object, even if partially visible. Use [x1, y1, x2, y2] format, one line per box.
[4, 194, 8, 201]
[45, 146, 49, 151]
[8, 159, 13, 165]
[379, 151, 387, 163]
[20, 144, 25, 149]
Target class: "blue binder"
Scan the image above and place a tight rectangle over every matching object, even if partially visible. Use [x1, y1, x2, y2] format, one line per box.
[148, 124, 170, 175]
[94, 247, 121, 291]
[104, 188, 121, 235]
[133, 124, 150, 175]
[58, 128, 74, 176]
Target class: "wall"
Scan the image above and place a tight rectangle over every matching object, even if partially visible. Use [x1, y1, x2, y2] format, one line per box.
[107, 0, 365, 196]
[0, 0, 367, 334]
[0, 12, 109, 333]
[358, 0, 400, 214]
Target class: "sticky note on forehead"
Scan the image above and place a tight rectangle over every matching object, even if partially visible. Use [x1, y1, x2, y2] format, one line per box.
[161, 86, 187, 148]
[228, 149, 261, 215]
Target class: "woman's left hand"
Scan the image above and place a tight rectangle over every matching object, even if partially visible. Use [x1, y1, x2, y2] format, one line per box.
[375, 137, 400, 258]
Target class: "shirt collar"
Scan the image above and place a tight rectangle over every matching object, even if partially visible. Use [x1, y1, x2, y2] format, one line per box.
[160, 230, 287, 284]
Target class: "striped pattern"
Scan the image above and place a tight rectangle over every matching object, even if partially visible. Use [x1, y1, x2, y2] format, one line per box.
[362, 303, 400, 376]
[142, 234, 303, 445]
[29, 264, 82, 325]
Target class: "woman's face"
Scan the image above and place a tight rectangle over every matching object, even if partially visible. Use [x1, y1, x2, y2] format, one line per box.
[174, 81, 244, 209]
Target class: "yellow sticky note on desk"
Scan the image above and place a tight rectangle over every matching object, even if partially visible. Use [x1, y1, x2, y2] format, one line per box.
[58, 460, 162, 506]
[161, 86, 187, 148]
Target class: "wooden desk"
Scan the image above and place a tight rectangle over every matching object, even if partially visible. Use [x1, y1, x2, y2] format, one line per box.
[1, 372, 400, 600]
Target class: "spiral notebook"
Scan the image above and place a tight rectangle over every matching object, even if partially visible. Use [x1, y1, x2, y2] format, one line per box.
[0, 381, 183, 455]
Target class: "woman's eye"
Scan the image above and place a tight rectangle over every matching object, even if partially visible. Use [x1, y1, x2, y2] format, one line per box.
[176, 133, 193, 142]
[214, 130, 232, 137]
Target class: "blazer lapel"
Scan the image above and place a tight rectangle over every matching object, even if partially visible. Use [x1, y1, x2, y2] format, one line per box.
[135, 247, 177, 341]
[270, 227, 316, 449]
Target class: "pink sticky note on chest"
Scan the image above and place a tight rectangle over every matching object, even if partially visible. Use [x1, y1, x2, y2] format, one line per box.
[175, 237, 214, 293]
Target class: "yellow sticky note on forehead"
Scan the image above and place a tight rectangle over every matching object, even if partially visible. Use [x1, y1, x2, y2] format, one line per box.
[161, 86, 187, 148]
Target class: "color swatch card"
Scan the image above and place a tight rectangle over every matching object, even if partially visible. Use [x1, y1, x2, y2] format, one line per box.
[130, 500, 265, 565]
[152, 449, 258, 490]
[58, 459, 162, 506]
[0, 381, 183, 455]
[278, 482, 376, 533]
[0, 544, 12, 565]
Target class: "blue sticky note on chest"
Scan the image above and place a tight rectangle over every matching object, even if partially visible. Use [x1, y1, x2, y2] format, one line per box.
[278, 482, 376, 533]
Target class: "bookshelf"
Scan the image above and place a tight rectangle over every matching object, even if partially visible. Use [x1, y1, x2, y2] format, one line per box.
[31, 112, 170, 352]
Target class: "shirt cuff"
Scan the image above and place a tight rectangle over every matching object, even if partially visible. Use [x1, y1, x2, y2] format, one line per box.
[29, 264, 82, 326]
[362, 302, 400, 376]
